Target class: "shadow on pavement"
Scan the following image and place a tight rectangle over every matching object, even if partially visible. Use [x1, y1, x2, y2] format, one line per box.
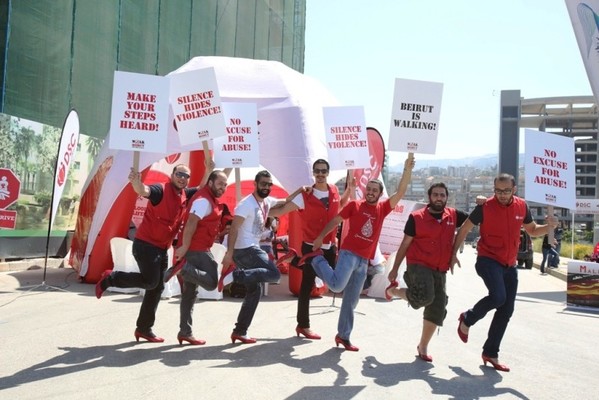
[362, 356, 530, 400]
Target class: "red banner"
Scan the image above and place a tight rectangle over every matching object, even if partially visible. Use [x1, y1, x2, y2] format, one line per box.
[0, 209, 17, 229]
[351, 127, 386, 199]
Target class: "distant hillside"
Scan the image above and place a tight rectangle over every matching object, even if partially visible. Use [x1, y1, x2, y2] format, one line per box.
[390, 154, 525, 171]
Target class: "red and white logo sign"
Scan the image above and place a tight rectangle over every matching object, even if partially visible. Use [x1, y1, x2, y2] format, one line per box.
[0, 209, 17, 229]
[0, 168, 21, 209]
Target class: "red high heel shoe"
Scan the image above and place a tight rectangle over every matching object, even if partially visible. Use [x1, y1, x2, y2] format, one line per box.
[385, 280, 399, 301]
[296, 326, 321, 340]
[417, 346, 433, 362]
[334, 335, 359, 352]
[177, 335, 206, 345]
[134, 330, 165, 343]
[231, 333, 256, 344]
[457, 312, 469, 343]
[217, 264, 236, 292]
[276, 248, 298, 267]
[95, 270, 112, 299]
[298, 249, 324, 266]
[482, 354, 510, 372]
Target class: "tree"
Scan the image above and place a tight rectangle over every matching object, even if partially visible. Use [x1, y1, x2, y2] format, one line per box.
[85, 136, 104, 166]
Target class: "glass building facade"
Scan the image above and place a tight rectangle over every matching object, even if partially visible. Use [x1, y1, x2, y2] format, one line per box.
[0, 0, 306, 138]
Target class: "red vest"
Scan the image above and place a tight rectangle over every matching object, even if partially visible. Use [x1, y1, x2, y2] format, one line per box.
[406, 207, 458, 272]
[477, 196, 528, 266]
[187, 185, 224, 252]
[299, 183, 340, 244]
[340, 199, 391, 259]
[136, 182, 187, 250]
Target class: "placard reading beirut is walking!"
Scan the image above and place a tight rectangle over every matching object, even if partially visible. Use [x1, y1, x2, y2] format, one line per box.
[524, 129, 576, 210]
[109, 71, 170, 153]
[170, 67, 226, 146]
[388, 78, 443, 154]
[322, 106, 370, 170]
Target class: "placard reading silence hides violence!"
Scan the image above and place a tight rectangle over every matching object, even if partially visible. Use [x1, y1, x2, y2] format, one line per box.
[388, 78, 443, 155]
[524, 129, 576, 210]
[109, 71, 170, 153]
[170, 67, 226, 146]
[323, 106, 370, 170]
[213, 102, 259, 168]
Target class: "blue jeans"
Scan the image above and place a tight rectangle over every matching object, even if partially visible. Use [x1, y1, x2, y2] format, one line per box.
[231, 246, 281, 335]
[312, 249, 368, 340]
[463, 256, 518, 358]
[540, 247, 559, 273]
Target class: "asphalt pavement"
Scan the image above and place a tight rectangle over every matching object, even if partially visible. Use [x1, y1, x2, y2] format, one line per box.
[1, 246, 598, 400]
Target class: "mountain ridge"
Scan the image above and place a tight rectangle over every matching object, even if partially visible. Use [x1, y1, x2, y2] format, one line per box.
[389, 153, 525, 170]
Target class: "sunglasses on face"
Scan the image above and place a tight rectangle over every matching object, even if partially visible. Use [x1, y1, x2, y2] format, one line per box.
[493, 188, 513, 195]
[175, 171, 190, 179]
[313, 168, 329, 174]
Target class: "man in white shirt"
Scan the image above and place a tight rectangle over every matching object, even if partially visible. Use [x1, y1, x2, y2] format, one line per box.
[219, 170, 289, 344]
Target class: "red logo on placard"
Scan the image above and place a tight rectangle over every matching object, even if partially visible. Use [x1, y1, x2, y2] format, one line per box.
[0, 168, 21, 209]
[164, 154, 181, 164]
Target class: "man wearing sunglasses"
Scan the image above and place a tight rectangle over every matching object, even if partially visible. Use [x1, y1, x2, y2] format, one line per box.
[268, 159, 353, 340]
[451, 173, 558, 372]
[96, 162, 209, 343]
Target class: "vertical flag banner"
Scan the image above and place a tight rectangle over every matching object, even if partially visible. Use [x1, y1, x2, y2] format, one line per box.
[109, 71, 170, 152]
[352, 127, 386, 200]
[51, 109, 80, 230]
[169, 67, 226, 146]
[213, 102, 259, 168]
[524, 129, 576, 210]
[323, 106, 370, 170]
[388, 78, 443, 154]
[566, 0, 599, 102]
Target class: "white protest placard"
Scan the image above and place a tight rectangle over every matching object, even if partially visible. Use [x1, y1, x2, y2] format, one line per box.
[575, 198, 599, 214]
[379, 200, 426, 255]
[109, 71, 170, 152]
[388, 78, 443, 154]
[170, 67, 226, 146]
[323, 106, 370, 170]
[213, 102, 259, 168]
[524, 129, 576, 210]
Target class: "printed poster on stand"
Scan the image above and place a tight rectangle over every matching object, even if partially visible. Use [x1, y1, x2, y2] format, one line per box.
[108, 71, 170, 153]
[524, 129, 576, 210]
[567, 260, 599, 311]
[170, 67, 226, 146]
[213, 102, 259, 168]
[322, 106, 370, 170]
[575, 198, 599, 214]
[388, 78, 443, 154]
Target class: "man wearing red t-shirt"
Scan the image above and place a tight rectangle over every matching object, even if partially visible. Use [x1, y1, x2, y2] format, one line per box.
[309, 157, 415, 351]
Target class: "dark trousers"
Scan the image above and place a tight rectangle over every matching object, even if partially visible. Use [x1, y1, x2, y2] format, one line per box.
[297, 242, 336, 328]
[179, 250, 219, 336]
[111, 239, 168, 332]
[463, 256, 518, 358]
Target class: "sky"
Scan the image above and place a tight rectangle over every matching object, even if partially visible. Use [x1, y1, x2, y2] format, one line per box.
[303, 0, 593, 166]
